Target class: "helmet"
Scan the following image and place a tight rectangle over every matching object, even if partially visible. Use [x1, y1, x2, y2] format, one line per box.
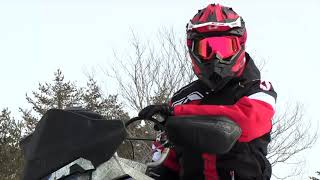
[186, 4, 247, 91]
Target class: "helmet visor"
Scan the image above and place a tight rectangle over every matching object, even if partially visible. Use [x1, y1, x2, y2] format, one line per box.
[194, 36, 240, 60]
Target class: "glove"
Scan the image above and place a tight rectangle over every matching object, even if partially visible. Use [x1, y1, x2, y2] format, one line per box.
[138, 104, 173, 120]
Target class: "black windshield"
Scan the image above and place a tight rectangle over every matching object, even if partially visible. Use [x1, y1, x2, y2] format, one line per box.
[20, 109, 127, 180]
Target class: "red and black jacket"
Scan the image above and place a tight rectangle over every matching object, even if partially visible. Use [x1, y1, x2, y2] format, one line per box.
[162, 53, 277, 180]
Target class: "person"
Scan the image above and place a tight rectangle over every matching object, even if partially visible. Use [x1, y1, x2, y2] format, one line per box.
[139, 4, 277, 180]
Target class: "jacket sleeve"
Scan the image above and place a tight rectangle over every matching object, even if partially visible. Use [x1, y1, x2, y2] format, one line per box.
[173, 81, 277, 142]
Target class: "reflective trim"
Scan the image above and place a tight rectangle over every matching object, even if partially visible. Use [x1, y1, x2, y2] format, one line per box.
[187, 17, 241, 31]
[248, 92, 276, 110]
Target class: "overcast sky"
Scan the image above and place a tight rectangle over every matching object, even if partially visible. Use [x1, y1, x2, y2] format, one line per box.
[0, 0, 319, 179]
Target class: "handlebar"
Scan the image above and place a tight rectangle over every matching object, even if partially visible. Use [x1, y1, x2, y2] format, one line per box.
[125, 116, 165, 130]
[124, 116, 171, 168]
[124, 115, 242, 168]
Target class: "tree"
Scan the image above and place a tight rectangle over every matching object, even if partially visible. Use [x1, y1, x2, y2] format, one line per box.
[20, 69, 82, 134]
[268, 103, 317, 179]
[82, 77, 129, 121]
[310, 171, 320, 180]
[109, 29, 194, 112]
[0, 108, 24, 180]
[108, 29, 318, 177]
[20, 69, 129, 135]
[107, 29, 194, 162]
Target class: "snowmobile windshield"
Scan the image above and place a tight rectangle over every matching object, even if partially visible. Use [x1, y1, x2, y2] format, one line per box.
[20, 108, 127, 180]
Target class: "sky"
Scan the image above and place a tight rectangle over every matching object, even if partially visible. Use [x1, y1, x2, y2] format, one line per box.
[0, 0, 319, 179]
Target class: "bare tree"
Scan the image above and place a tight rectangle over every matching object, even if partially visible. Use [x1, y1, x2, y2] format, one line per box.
[310, 171, 320, 180]
[106, 29, 195, 162]
[108, 28, 318, 178]
[268, 103, 317, 179]
[108, 28, 194, 112]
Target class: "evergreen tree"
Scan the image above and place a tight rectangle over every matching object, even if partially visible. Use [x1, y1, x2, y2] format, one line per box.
[20, 69, 129, 134]
[0, 108, 24, 180]
[82, 78, 129, 121]
[20, 69, 82, 134]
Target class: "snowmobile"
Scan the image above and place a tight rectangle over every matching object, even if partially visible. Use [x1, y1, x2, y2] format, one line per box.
[19, 108, 241, 180]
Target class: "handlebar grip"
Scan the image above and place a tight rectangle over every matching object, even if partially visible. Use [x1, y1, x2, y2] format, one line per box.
[146, 148, 170, 167]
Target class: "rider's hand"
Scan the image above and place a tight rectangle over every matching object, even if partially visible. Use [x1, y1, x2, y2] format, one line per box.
[138, 104, 173, 119]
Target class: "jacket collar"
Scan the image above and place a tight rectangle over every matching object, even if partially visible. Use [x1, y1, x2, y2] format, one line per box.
[239, 52, 261, 82]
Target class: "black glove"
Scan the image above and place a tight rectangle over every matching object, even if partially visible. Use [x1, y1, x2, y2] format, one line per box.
[138, 104, 173, 120]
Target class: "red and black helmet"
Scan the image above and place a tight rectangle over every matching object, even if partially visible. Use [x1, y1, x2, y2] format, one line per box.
[187, 4, 247, 91]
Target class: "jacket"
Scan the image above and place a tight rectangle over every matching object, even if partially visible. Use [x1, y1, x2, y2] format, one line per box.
[162, 53, 277, 180]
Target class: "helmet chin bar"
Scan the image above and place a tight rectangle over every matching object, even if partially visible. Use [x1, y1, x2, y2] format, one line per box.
[191, 53, 235, 91]
[194, 61, 231, 91]
[190, 46, 246, 91]
[198, 72, 233, 92]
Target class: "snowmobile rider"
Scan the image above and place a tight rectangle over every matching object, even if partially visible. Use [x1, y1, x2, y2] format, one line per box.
[139, 4, 277, 180]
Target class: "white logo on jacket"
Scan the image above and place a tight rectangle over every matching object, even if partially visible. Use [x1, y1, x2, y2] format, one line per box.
[171, 91, 204, 107]
[259, 80, 272, 91]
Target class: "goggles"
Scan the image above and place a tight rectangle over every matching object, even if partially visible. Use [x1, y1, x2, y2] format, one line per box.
[193, 36, 241, 61]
